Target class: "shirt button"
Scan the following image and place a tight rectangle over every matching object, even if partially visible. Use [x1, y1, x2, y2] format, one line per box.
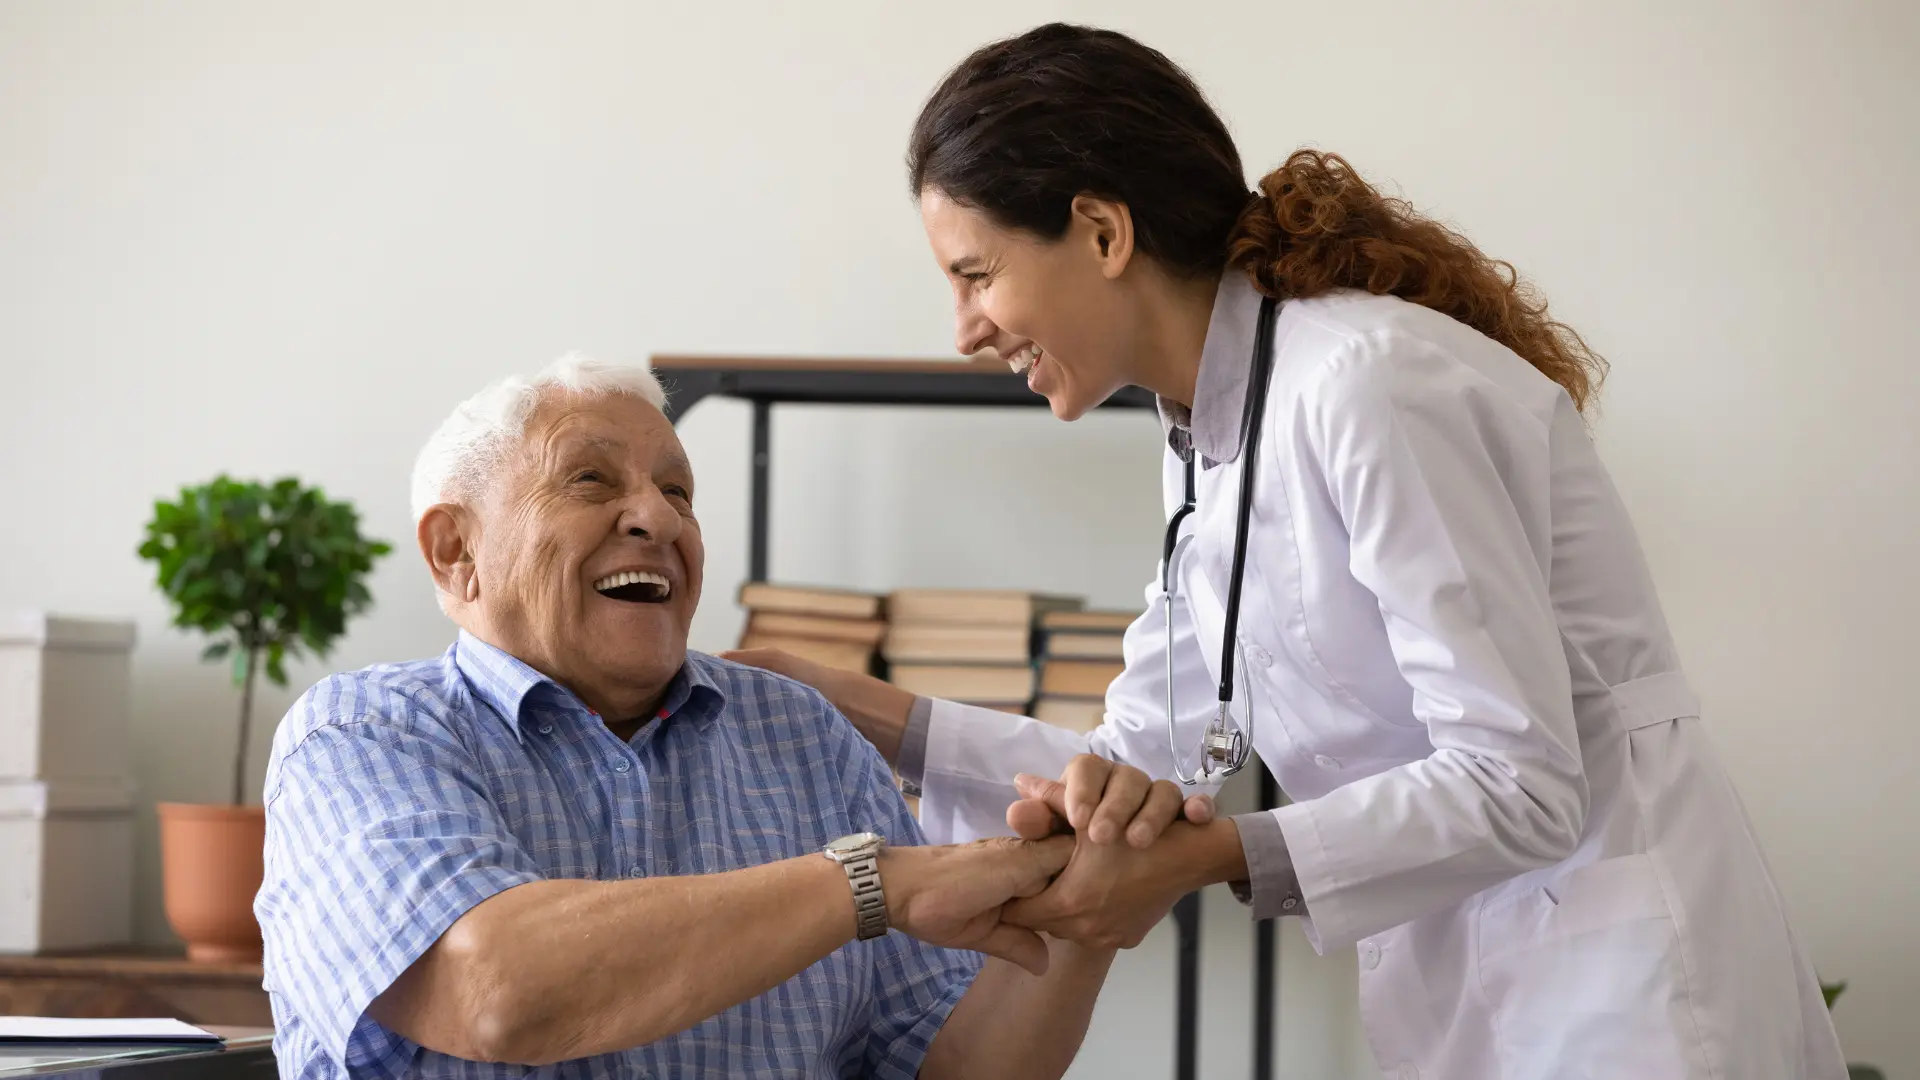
[1280, 896, 1299, 913]
[628, 866, 644, 878]
[1361, 942, 1382, 970]
[612, 758, 631, 773]
[538, 723, 554, 735]
[1314, 754, 1341, 770]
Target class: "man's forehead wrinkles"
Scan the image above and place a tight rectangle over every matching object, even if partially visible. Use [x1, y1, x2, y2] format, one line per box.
[528, 411, 691, 479]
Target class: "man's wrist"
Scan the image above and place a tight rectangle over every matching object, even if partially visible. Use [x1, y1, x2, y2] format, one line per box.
[876, 847, 919, 931]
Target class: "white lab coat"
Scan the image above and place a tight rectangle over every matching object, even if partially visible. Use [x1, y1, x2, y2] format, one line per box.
[915, 278, 1846, 1079]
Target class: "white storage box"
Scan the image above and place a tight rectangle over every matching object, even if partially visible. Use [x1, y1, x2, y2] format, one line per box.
[0, 613, 136, 783]
[0, 779, 135, 953]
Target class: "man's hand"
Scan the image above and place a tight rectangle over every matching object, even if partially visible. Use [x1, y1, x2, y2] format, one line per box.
[1004, 755, 1216, 847]
[999, 827, 1208, 950]
[999, 757, 1242, 951]
[881, 836, 1074, 975]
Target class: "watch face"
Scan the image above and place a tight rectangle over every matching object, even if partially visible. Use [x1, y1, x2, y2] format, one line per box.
[824, 831, 883, 857]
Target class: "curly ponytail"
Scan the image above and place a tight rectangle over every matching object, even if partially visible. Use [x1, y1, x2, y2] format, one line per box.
[1229, 151, 1606, 410]
[910, 23, 1606, 411]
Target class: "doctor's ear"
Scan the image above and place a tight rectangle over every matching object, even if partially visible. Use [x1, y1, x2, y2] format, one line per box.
[1070, 194, 1136, 280]
[418, 504, 480, 603]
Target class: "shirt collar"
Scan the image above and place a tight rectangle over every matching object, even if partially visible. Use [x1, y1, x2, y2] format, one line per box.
[1157, 270, 1267, 468]
[454, 629, 728, 743]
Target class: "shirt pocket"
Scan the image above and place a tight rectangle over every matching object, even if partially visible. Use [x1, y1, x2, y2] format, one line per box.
[1475, 853, 1705, 1077]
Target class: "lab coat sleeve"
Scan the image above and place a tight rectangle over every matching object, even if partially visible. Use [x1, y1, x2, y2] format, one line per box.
[1273, 339, 1586, 953]
[916, 447, 1228, 846]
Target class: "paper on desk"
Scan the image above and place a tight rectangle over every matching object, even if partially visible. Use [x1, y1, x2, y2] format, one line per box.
[0, 1017, 223, 1042]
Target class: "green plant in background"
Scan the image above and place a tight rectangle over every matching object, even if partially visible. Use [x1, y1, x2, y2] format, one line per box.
[139, 476, 392, 806]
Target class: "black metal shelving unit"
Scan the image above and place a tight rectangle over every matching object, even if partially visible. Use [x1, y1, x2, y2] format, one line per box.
[655, 354, 1278, 1080]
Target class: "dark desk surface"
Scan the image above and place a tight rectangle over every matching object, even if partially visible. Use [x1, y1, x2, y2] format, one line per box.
[0, 1027, 273, 1079]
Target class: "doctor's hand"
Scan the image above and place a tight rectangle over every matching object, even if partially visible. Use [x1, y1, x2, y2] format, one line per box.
[999, 816, 1242, 950]
[721, 647, 914, 763]
[1004, 755, 1216, 849]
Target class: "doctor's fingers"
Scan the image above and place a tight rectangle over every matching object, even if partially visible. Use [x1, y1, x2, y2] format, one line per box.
[1006, 795, 1066, 841]
[1125, 781, 1186, 849]
[1085, 762, 1161, 846]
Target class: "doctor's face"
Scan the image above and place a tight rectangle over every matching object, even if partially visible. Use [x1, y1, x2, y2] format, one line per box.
[920, 188, 1143, 421]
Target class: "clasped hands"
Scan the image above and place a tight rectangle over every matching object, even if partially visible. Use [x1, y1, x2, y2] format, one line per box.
[885, 755, 1223, 976]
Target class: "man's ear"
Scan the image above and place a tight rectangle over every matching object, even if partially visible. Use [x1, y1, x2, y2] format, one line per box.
[1069, 194, 1136, 280]
[417, 504, 478, 605]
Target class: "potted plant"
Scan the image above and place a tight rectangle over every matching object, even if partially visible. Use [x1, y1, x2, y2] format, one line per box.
[138, 475, 391, 962]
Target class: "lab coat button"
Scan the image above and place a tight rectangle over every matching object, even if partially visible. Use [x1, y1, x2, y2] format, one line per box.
[1361, 942, 1382, 970]
[1314, 754, 1340, 770]
[1398, 1066, 1419, 1080]
[1250, 646, 1273, 667]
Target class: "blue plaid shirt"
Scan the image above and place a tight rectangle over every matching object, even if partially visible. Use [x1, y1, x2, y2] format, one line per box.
[256, 631, 981, 1079]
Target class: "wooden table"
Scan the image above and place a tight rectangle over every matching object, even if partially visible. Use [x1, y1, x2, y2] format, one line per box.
[0, 953, 270, 1028]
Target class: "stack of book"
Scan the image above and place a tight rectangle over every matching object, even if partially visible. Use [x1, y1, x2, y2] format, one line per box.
[1030, 609, 1139, 732]
[881, 589, 1083, 713]
[733, 582, 886, 674]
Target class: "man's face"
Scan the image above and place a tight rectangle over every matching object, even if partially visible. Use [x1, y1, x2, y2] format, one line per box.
[470, 391, 703, 711]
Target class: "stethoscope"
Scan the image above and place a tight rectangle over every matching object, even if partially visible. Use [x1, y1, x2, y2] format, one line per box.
[1162, 294, 1279, 785]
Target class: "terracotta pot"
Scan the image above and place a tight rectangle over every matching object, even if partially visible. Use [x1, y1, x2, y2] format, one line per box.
[155, 802, 266, 964]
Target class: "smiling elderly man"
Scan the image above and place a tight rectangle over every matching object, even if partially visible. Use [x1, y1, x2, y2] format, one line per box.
[253, 355, 1116, 1080]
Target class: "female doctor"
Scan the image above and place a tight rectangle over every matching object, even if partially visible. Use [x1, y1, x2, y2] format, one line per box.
[728, 23, 1843, 1080]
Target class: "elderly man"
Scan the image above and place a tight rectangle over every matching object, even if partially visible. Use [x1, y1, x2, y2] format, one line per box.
[254, 355, 1121, 1079]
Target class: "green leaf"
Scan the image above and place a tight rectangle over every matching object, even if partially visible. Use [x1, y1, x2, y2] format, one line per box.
[137, 474, 393, 688]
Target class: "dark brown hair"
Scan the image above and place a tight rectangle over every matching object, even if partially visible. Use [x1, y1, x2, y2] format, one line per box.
[908, 23, 1606, 410]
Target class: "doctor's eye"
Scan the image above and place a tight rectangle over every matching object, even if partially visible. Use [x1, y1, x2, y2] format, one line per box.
[571, 470, 607, 486]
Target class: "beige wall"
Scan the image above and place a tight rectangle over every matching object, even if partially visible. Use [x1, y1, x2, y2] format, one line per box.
[2, 1, 1914, 1075]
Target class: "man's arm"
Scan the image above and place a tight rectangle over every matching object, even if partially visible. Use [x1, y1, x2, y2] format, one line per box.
[368, 837, 1071, 1067]
[916, 817, 1246, 1080]
[919, 943, 1117, 1080]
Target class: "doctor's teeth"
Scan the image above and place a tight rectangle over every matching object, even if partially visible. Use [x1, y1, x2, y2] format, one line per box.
[1007, 345, 1041, 373]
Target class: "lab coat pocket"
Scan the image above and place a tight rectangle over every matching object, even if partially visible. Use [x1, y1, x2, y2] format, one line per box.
[1477, 854, 1704, 1079]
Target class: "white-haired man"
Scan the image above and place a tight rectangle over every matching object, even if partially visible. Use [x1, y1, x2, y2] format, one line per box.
[253, 356, 1120, 1079]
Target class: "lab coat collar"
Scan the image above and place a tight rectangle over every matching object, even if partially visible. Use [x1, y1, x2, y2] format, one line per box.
[1157, 270, 1265, 468]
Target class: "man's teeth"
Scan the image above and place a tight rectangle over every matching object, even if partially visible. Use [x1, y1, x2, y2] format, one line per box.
[1007, 344, 1042, 374]
[593, 570, 670, 596]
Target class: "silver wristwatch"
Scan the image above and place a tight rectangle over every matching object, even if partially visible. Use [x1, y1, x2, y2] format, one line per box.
[822, 831, 889, 940]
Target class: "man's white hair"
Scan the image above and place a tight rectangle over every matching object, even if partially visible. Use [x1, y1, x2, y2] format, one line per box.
[410, 352, 670, 523]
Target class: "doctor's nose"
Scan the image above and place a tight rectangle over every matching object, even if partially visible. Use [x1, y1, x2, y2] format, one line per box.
[954, 306, 998, 358]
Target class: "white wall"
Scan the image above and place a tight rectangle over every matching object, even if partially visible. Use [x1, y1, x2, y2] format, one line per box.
[3, 1, 1915, 1075]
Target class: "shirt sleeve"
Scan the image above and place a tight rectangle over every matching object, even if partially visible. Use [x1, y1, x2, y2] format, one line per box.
[823, 697, 984, 1079]
[895, 695, 933, 793]
[255, 677, 544, 1076]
